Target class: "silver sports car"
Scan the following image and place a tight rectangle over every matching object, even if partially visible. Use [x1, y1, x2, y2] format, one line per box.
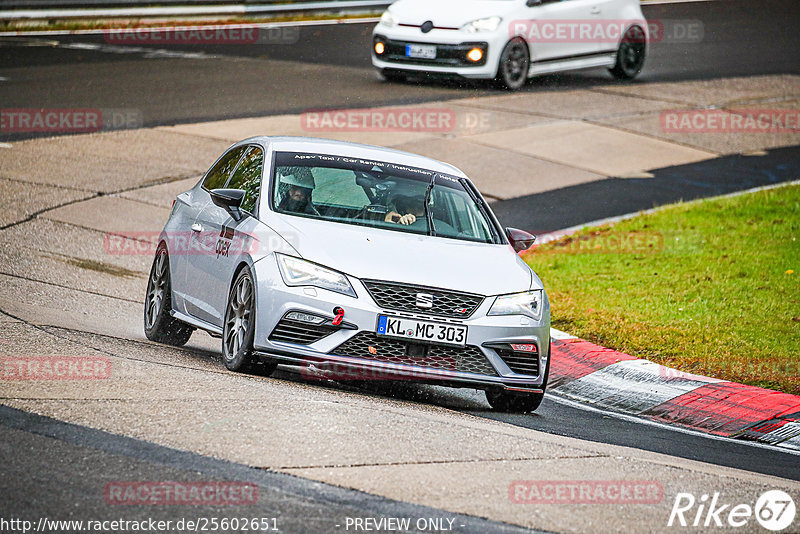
[145, 136, 550, 412]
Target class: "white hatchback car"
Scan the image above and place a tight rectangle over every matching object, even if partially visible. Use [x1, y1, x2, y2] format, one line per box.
[145, 137, 551, 412]
[372, 0, 648, 89]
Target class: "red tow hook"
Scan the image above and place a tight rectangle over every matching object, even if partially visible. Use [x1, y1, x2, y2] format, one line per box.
[332, 307, 345, 326]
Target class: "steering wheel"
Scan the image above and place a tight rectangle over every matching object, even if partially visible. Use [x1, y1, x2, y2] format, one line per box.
[352, 204, 389, 222]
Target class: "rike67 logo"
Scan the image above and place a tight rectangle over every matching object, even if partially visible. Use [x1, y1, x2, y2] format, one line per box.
[668, 490, 796, 531]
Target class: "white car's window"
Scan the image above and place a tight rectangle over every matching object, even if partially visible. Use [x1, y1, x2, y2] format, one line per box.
[271, 151, 498, 244]
[226, 145, 263, 214]
[202, 145, 247, 191]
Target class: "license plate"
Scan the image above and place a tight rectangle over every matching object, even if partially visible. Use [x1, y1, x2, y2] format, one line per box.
[377, 315, 467, 347]
[405, 44, 437, 59]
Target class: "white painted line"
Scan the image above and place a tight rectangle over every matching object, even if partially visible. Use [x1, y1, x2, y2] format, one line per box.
[547, 394, 800, 457]
[550, 328, 578, 340]
[542, 179, 800, 242]
[0, 143, 13, 148]
[0, 76, 7, 81]
[642, 0, 717, 4]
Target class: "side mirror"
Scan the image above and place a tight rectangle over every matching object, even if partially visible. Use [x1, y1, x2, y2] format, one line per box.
[506, 227, 536, 252]
[210, 188, 246, 221]
[526, 0, 542, 6]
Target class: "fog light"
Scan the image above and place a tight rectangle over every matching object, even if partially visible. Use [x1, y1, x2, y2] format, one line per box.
[375, 42, 385, 55]
[286, 311, 325, 325]
[510, 343, 538, 354]
[467, 47, 483, 62]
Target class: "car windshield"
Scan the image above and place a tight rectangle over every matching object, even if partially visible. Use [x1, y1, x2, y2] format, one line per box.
[271, 151, 499, 244]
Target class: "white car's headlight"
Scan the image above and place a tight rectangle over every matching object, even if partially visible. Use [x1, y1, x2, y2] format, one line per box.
[276, 254, 356, 298]
[488, 290, 543, 321]
[380, 10, 399, 27]
[461, 16, 502, 33]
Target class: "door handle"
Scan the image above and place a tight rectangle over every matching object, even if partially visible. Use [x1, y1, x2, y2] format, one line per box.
[590, 6, 601, 14]
[191, 223, 203, 233]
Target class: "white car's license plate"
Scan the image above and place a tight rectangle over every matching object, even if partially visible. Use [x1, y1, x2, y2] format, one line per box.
[377, 315, 467, 347]
[405, 44, 437, 59]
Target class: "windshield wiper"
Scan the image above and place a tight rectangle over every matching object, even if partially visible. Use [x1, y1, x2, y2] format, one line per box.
[424, 174, 436, 237]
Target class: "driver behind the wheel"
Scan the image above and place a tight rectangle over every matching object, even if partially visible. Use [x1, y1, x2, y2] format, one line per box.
[385, 194, 425, 225]
[277, 170, 320, 216]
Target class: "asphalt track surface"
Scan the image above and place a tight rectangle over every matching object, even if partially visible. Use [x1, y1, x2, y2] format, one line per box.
[0, 404, 536, 534]
[0, 0, 798, 136]
[2, 0, 800, 527]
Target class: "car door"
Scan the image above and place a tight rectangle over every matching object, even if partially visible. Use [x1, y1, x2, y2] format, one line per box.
[182, 144, 248, 323]
[521, 0, 601, 63]
[186, 145, 265, 327]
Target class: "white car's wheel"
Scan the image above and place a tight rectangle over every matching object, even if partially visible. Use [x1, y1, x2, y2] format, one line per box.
[496, 38, 530, 90]
[144, 245, 194, 346]
[610, 26, 646, 80]
[223, 267, 277, 375]
[485, 343, 550, 413]
[380, 69, 408, 83]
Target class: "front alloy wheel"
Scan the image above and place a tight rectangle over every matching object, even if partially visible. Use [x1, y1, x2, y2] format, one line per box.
[485, 343, 551, 413]
[222, 267, 276, 375]
[497, 38, 530, 90]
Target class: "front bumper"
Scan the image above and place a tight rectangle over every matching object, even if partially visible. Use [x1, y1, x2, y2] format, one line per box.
[372, 26, 505, 79]
[252, 255, 550, 392]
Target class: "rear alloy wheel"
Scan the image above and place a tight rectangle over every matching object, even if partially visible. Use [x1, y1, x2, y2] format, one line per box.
[223, 267, 277, 376]
[610, 26, 646, 80]
[496, 38, 530, 90]
[144, 245, 194, 346]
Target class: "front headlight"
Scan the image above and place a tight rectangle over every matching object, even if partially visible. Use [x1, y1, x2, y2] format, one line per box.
[488, 290, 543, 321]
[461, 16, 502, 33]
[276, 254, 356, 298]
[380, 10, 399, 27]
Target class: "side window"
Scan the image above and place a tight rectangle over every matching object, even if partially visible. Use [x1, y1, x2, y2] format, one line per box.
[203, 146, 247, 191]
[226, 146, 264, 214]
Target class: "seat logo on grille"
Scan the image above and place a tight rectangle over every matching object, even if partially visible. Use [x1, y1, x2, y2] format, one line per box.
[415, 293, 433, 308]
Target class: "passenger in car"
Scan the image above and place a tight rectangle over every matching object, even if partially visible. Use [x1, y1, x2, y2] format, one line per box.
[277, 171, 320, 216]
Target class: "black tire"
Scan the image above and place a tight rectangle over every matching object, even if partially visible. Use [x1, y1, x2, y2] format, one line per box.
[222, 267, 277, 376]
[485, 343, 551, 413]
[144, 245, 194, 346]
[380, 69, 407, 83]
[609, 26, 646, 80]
[496, 38, 530, 90]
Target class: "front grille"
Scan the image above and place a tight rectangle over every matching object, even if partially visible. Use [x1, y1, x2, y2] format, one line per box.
[268, 319, 339, 345]
[497, 349, 540, 377]
[331, 332, 497, 376]
[363, 280, 484, 319]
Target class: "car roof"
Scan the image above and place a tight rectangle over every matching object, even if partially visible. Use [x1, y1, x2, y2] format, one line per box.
[234, 136, 467, 178]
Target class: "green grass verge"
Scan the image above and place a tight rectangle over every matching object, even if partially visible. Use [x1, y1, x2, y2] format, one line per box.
[524, 183, 800, 394]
